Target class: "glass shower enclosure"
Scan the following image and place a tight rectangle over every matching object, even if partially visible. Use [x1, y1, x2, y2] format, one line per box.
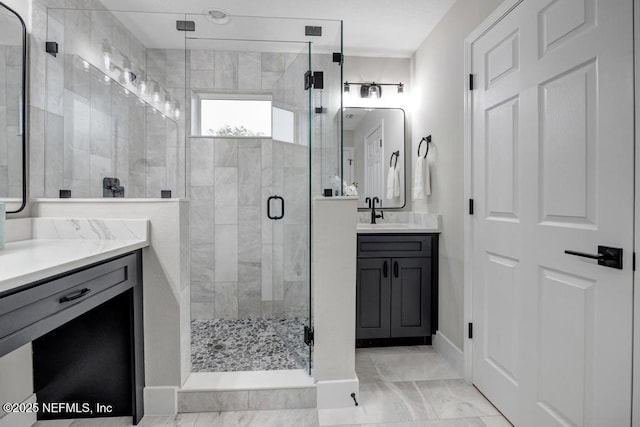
[43, 6, 343, 374]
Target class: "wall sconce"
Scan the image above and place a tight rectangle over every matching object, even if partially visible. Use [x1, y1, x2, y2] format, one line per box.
[344, 81, 404, 98]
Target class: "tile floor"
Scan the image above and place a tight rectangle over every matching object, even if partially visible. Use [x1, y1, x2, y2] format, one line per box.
[35, 346, 512, 427]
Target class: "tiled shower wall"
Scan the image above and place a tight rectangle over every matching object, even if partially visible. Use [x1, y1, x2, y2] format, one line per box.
[190, 137, 308, 320]
[31, 0, 185, 198]
[0, 44, 22, 198]
[185, 47, 310, 320]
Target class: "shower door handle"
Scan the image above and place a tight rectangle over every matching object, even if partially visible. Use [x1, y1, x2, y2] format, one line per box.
[267, 196, 276, 219]
[267, 196, 285, 220]
[273, 196, 284, 220]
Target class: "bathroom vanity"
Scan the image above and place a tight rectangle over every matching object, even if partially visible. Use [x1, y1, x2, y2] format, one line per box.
[0, 218, 148, 424]
[356, 221, 439, 346]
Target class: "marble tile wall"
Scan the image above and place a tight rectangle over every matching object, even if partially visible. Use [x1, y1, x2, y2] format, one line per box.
[31, 0, 186, 199]
[189, 139, 311, 320]
[187, 48, 311, 321]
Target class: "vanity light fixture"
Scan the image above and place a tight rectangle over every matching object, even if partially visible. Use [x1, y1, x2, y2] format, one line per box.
[345, 81, 404, 98]
[368, 83, 381, 98]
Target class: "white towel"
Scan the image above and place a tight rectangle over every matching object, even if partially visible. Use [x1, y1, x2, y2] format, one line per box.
[424, 153, 431, 196]
[413, 157, 425, 200]
[387, 166, 397, 199]
[413, 153, 432, 200]
[394, 165, 401, 197]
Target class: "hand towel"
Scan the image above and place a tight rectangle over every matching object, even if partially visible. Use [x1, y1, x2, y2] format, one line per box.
[394, 164, 401, 197]
[387, 165, 396, 199]
[413, 157, 425, 200]
[424, 152, 432, 196]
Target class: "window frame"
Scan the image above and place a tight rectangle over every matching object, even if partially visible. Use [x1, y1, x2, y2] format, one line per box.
[192, 91, 273, 138]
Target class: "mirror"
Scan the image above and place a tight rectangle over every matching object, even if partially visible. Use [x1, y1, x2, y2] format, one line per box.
[342, 107, 406, 209]
[0, 2, 26, 213]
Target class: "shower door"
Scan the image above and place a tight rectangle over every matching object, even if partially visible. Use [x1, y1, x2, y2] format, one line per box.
[269, 43, 313, 372]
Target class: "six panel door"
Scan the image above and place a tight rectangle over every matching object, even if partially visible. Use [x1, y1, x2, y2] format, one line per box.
[471, 0, 634, 425]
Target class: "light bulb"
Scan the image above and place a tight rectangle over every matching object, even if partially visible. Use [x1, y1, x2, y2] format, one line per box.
[139, 80, 147, 95]
[103, 51, 111, 70]
[175, 108, 180, 120]
[153, 84, 160, 103]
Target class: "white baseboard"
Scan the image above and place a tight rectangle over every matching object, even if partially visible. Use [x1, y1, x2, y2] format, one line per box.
[433, 331, 464, 377]
[0, 394, 37, 427]
[144, 386, 178, 416]
[316, 378, 359, 409]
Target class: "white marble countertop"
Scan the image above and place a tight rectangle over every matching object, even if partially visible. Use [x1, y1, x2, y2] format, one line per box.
[357, 223, 440, 234]
[0, 218, 149, 295]
[357, 211, 442, 234]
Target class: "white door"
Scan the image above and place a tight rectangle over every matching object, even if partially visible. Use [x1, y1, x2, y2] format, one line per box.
[365, 124, 384, 200]
[470, 1, 634, 426]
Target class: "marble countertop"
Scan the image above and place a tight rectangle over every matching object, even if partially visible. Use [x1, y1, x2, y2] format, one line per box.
[357, 211, 442, 234]
[0, 218, 149, 295]
[357, 223, 440, 234]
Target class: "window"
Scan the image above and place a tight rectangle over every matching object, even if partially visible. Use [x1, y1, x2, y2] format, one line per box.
[272, 106, 295, 144]
[197, 95, 272, 137]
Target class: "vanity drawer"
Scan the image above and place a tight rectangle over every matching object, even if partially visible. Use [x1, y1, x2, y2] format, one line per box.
[357, 234, 434, 258]
[0, 253, 138, 349]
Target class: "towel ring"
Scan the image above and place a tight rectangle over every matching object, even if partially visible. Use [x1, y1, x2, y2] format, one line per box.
[389, 151, 400, 168]
[418, 135, 432, 159]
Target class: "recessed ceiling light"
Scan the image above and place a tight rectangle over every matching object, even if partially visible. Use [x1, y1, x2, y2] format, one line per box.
[206, 9, 230, 25]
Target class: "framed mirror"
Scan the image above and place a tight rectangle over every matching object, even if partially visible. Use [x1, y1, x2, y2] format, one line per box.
[342, 107, 406, 209]
[0, 2, 27, 213]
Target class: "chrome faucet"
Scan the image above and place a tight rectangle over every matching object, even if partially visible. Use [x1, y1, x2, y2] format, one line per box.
[365, 197, 384, 224]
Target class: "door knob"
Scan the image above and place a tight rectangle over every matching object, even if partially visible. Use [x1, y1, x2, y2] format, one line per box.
[564, 246, 623, 269]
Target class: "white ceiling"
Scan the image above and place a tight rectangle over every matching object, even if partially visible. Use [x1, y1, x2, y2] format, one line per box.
[99, 0, 456, 57]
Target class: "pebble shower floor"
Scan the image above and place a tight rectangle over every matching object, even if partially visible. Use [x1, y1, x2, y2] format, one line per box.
[191, 318, 309, 372]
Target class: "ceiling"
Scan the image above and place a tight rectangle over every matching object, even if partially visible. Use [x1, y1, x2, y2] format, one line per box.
[99, 0, 456, 58]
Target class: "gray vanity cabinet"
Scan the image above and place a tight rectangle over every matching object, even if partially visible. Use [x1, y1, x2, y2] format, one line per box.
[356, 234, 438, 341]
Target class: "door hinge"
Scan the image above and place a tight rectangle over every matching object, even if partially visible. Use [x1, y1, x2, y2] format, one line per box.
[332, 52, 343, 64]
[305, 25, 322, 37]
[176, 20, 195, 32]
[304, 326, 314, 346]
[469, 199, 474, 215]
[45, 41, 58, 57]
[468, 323, 473, 339]
[634, 252, 636, 271]
[304, 71, 324, 90]
[469, 74, 475, 90]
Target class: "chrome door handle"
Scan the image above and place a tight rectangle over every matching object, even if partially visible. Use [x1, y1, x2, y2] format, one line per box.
[564, 246, 623, 269]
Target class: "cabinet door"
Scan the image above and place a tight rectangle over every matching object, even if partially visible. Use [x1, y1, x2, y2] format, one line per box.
[356, 258, 391, 339]
[390, 258, 431, 337]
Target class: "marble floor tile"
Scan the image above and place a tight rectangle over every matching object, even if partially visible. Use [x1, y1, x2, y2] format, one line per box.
[330, 418, 487, 427]
[355, 351, 381, 383]
[318, 381, 437, 426]
[480, 415, 512, 426]
[415, 380, 500, 420]
[370, 349, 462, 382]
[214, 408, 318, 427]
